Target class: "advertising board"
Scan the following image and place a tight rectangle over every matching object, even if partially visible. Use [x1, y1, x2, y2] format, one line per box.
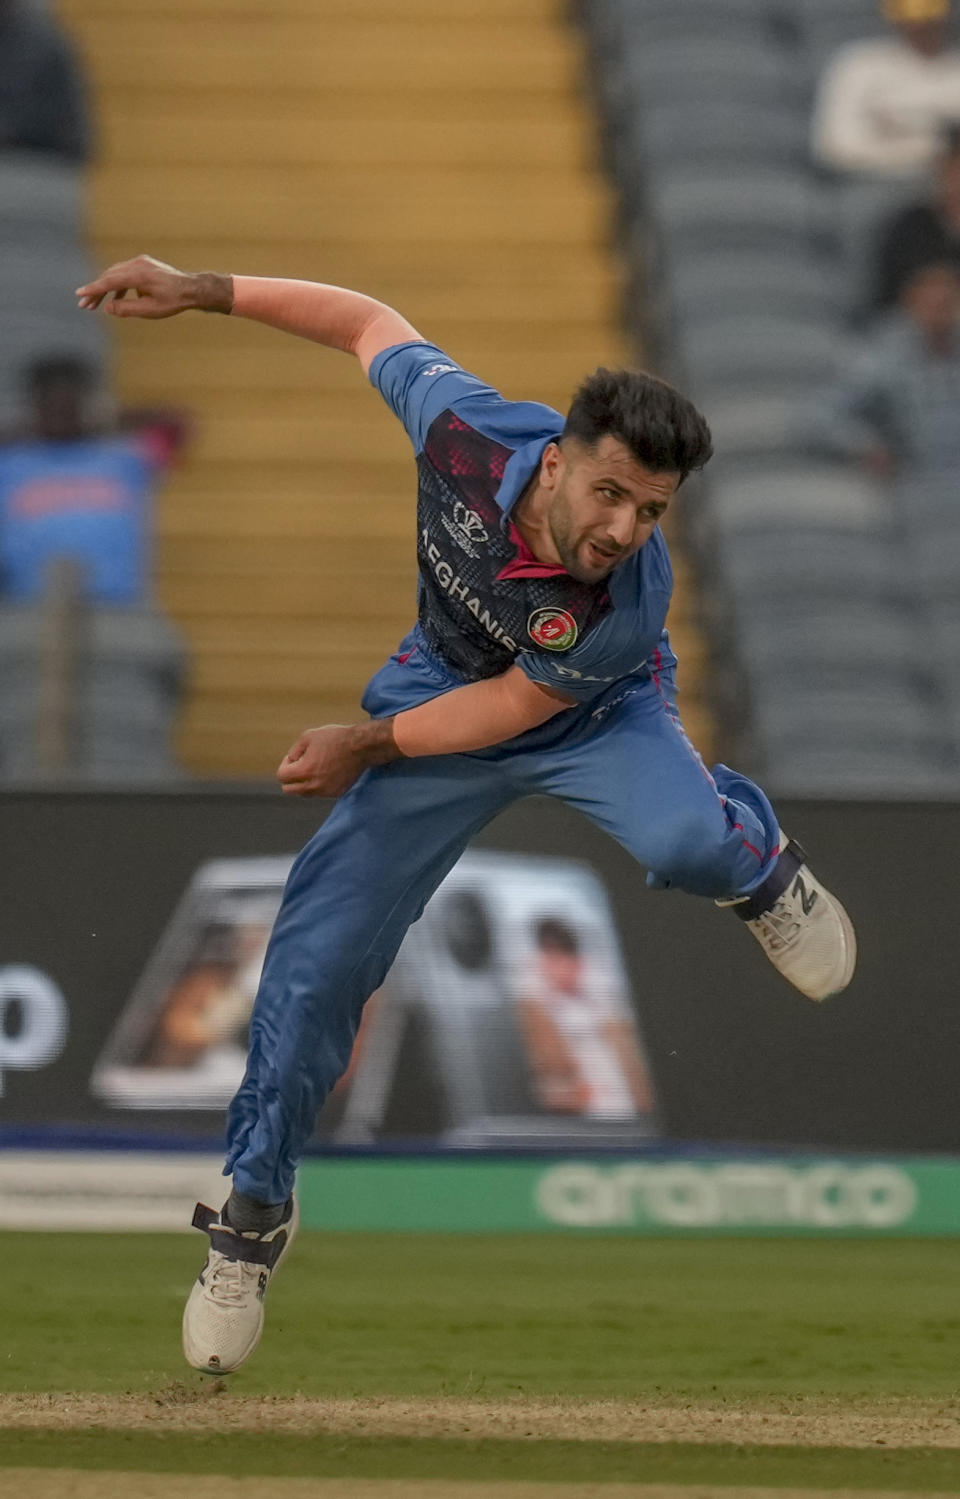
[1, 790, 958, 1158]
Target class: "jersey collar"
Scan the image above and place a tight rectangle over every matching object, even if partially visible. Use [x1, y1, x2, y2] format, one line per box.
[494, 434, 560, 527]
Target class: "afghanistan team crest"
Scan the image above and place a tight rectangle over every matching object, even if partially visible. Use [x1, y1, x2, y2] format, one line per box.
[527, 607, 578, 651]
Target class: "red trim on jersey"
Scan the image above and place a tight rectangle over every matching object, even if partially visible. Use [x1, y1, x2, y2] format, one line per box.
[496, 522, 571, 581]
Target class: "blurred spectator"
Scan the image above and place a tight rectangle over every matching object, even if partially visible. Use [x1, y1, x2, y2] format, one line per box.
[517, 917, 653, 1119]
[811, 0, 960, 176]
[0, 0, 91, 165]
[0, 355, 187, 604]
[872, 125, 960, 309]
[807, 261, 960, 479]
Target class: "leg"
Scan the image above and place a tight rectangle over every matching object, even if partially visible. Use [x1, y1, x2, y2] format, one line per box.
[521, 684, 855, 1001]
[226, 753, 516, 1203]
[526, 683, 779, 898]
[183, 751, 516, 1375]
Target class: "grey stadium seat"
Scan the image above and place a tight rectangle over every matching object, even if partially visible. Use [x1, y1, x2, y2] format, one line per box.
[635, 101, 809, 171]
[0, 154, 84, 242]
[677, 315, 849, 395]
[700, 393, 817, 470]
[622, 39, 800, 110]
[647, 169, 828, 256]
[707, 465, 887, 535]
[733, 602, 922, 681]
[793, 0, 890, 77]
[715, 525, 906, 604]
[663, 250, 846, 325]
[0, 606, 187, 783]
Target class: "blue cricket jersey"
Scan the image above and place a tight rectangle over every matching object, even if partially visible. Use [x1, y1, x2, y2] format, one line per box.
[369, 341, 677, 706]
[0, 434, 159, 603]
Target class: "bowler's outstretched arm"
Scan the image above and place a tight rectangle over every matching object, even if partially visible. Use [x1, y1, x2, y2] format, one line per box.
[77, 256, 574, 791]
[77, 255, 424, 372]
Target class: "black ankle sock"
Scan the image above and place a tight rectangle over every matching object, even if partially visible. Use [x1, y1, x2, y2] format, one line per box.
[225, 1189, 286, 1234]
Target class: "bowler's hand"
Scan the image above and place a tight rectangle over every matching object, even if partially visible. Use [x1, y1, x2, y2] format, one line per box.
[277, 720, 402, 798]
[76, 254, 233, 318]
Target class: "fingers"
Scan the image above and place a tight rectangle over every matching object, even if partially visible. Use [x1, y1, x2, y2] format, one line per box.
[76, 254, 179, 318]
[278, 735, 310, 771]
[277, 748, 310, 782]
[76, 260, 147, 301]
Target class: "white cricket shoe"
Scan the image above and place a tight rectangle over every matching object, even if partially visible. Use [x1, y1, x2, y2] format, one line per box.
[718, 837, 856, 1002]
[182, 1195, 298, 1375]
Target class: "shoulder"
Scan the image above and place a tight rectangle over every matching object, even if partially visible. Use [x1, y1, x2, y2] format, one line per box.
[820, 38, 904, 84]
[370, 339, 562, 455]
[610, 528, 673, 606]
[424, 397, 563, 457]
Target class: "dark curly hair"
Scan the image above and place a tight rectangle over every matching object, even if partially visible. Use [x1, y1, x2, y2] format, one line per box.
[563, 367, 713, 484]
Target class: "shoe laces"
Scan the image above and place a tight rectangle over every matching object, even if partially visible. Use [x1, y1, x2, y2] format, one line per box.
[751, 897, 803, 953]
[204, 1250, 259, 1308]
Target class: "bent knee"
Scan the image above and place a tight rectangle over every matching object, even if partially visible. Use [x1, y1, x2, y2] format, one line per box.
[643, 813, 739, 897]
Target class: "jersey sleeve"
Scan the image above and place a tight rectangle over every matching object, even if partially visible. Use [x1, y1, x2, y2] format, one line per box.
[515, 646, 629, 703]
[369, 341, 504, 454]
[516, 624, 678, 706]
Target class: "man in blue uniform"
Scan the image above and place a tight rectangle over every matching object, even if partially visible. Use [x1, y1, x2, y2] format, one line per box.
[78, 256, 857, 1376]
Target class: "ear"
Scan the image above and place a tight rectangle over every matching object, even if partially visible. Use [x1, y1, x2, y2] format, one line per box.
[539, 440, 564, 491]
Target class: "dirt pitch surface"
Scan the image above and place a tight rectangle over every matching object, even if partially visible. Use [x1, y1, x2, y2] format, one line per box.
[5, 1478, 960, 1499]
[2, 1389, 960, 1448]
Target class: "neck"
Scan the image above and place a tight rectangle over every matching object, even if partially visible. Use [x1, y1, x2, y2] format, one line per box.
[512, 473, 562, 567]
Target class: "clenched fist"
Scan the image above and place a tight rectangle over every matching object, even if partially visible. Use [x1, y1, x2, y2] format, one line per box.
[277, 720, 402, 798]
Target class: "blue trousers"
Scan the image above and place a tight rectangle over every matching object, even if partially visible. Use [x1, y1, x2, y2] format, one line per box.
[225, 648, 780, 1202]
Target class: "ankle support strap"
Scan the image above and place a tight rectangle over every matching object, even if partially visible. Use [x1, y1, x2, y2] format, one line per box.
[192, 1201, 286, 1267]
[732, 839, 807, 921]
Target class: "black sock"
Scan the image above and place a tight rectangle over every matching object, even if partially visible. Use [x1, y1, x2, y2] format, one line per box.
[225, 1189, 286, 1234]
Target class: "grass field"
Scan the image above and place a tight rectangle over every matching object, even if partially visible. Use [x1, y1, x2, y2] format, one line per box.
[3, 1231, 960, 1496]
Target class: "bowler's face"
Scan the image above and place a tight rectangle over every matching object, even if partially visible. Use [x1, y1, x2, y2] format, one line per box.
[540, 436, 679, 584]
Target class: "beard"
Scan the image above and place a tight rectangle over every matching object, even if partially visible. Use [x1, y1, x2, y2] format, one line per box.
[548, 498, 622, 583]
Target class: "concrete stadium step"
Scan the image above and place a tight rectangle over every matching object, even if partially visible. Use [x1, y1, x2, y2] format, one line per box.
[100, 115, 587, 169]
[160, 496, 414, 542]
[89, 184, 608, 246]
[161, 573, 416, 619]
[78, 0, 560, 17]
[74, 28, 581, 96]
[117, 342, 626, 411]
[94, 240, 616, 290]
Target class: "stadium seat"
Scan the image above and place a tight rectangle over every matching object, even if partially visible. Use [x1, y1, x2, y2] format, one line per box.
[793, 0, 890, 78]
[707, 465, 886, 536]
[663, 250, 845, 324]
[735, 602, 923, 681]
[699, 394, 819, 471]
[0, 605, 187, 783]
[677, 315, 848, 393]
[636, 101, 809, 173]
[715, 526, 905, 604]
[577, 0, 957, 794]
[622, 39, 800, 110]
[646, 169, 827, 257]
[0, 154, 84, 242]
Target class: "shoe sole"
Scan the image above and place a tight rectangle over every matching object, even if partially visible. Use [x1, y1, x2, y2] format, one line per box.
[183, 1195, 300, 1376]
[822, 894, 857, 1000]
